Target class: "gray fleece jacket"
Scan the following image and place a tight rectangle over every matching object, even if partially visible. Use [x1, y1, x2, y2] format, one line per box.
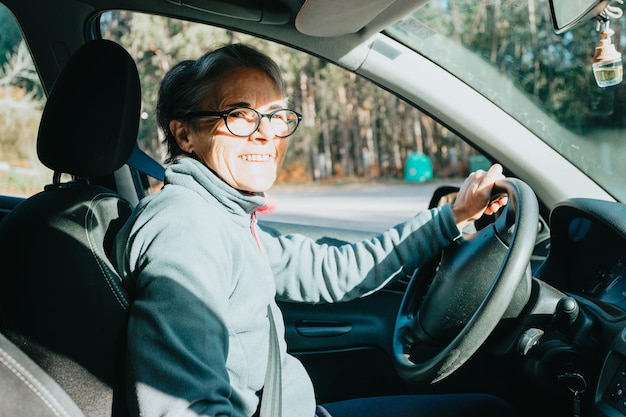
[113, 157, 461, 417]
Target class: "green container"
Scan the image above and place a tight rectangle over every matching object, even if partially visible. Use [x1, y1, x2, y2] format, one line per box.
[404, 153, 432, 182]
[468, 155, 491, 172]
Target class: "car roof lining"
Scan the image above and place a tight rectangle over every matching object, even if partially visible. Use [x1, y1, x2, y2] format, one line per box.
[157, 0, 428, 38]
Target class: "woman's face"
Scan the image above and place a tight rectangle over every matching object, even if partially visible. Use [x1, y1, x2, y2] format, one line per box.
[174, 66, 290, 192]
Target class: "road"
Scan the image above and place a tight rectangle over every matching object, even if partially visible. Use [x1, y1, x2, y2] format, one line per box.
[258, 180, 462, 232]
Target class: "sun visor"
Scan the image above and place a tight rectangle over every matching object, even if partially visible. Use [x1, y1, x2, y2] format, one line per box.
[295, 0, 394, 36]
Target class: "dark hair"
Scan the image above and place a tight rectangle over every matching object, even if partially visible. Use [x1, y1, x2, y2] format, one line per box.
[157, 43, 287, 163]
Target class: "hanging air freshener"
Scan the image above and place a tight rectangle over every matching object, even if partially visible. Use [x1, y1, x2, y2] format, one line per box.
[592, 22, 623, 87]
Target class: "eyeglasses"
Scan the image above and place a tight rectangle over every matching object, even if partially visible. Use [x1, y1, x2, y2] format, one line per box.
[178, 107, 302, 138]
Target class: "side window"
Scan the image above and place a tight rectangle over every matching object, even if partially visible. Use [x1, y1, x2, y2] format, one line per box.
[0, 2, 49, 198]
[101, 11, 491, 231]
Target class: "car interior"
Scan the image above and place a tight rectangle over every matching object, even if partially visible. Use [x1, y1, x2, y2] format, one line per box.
[2, 0, 626, 417]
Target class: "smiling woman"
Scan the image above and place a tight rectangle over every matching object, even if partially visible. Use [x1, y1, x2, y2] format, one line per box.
[159, 49, 294, 192]
[111, 38, 514, 417]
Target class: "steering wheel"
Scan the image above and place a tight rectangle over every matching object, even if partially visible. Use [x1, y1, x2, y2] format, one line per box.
[392, 178, 538, 383]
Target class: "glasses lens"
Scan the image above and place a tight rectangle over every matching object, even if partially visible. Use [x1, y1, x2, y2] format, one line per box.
[271, 110, 299, 137]
[226, 108, 259, 136]
[224, 108, 300, 137]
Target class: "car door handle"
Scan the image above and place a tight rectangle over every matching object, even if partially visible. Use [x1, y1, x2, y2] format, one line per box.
[294, 320, 352, 337]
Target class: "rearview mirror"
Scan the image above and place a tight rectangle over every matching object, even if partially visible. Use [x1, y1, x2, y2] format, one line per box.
[549, 0, 612, 33]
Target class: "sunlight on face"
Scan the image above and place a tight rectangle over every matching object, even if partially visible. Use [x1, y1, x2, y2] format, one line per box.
[188, 67, 290, 192]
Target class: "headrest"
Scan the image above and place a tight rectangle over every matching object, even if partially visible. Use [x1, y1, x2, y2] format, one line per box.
[37, 39, 141, 178]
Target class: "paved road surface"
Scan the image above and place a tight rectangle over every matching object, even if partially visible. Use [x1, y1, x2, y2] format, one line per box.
[258, 180, 462, 232]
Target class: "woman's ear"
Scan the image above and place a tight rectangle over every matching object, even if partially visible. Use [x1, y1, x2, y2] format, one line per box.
[170, 120, 193, 153]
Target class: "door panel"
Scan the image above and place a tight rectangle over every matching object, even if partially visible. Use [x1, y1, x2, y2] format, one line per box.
[278, 263, 410, 403]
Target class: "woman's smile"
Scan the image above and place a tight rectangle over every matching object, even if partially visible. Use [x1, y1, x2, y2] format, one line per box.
[239, 153, 272, 162]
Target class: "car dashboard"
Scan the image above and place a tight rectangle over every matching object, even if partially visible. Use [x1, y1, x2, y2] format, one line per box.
[545, 198, 626, 317]
[533, 198, 626, 417]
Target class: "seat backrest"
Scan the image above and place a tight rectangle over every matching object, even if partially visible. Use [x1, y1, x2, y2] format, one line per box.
[0, 331, 86, 417]
[0, 39, 141, 417]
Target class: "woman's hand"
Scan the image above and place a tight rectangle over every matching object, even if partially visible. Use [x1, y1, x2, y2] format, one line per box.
[451, 164, 508, 228]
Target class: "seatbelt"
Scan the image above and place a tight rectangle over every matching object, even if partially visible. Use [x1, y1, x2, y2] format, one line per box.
[126, 145, 165, 181]
[260, 305, 282, 417]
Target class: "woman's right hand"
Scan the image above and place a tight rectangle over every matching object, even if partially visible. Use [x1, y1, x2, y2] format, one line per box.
[451, 164, 508, 228]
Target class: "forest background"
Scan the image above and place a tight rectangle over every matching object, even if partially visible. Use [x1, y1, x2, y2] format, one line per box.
[0, 0, 617, 193]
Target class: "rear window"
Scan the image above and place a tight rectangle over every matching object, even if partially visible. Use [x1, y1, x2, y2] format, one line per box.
[0, 2, 50, 197]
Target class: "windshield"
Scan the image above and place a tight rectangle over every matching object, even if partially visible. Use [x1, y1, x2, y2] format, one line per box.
[386, 0, 626, 201]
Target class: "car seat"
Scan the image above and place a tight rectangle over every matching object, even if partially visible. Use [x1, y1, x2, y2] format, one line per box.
[0, 331, 86, 417]
[0, 39, 141, 417]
